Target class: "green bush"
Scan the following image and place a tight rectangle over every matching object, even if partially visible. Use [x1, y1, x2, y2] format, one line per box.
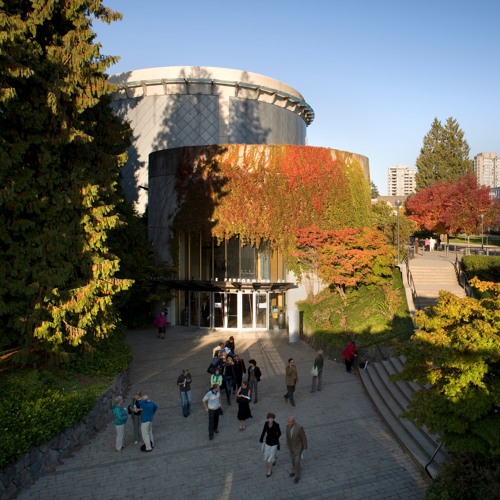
[0, 370, 104, 469]
[72, 329, 132, 376]
[462, 255, 500, 283]
[298, 270, 413, 350]
[0, 330, 131, 469]
[426, 453, 500, 500]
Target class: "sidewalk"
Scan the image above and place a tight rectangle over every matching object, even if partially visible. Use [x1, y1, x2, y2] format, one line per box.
[19, 327, 428, 500]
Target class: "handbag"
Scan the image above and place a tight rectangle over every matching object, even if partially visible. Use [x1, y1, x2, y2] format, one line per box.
[311, 365, 319, 377]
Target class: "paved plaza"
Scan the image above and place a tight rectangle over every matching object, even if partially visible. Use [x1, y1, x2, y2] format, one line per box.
[19, 327, 428, 500]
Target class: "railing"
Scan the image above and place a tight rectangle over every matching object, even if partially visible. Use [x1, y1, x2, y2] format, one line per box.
[425, 443, 445, 479]
[453, 255, 474, 298]
[403, 255, 421, 310]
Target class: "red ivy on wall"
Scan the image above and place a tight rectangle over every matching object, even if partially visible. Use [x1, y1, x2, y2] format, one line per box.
[173, 144, 372, 255]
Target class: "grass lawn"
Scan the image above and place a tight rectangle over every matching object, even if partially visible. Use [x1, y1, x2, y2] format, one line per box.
[448, 235, 500, 247]
[298, 269, 414, 360]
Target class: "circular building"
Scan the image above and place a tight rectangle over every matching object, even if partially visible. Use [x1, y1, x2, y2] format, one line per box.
[110, 66, 315, 211]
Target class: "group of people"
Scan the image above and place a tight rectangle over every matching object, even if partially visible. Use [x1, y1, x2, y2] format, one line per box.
[203, 337, 263, 437]
[112, 392, 158, 453]
[112, 336, 358, 484]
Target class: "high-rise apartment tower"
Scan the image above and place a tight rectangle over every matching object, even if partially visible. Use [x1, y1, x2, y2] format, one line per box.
[387, 165, 417, 196]
[474, 152, 499, 188]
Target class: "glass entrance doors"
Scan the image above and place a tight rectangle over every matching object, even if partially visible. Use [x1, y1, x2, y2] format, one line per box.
[186, 291, 276, 329]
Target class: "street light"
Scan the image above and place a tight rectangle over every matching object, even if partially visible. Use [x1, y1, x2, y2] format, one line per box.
[396, 198, 402, 263]
[480, 213, 484, 250]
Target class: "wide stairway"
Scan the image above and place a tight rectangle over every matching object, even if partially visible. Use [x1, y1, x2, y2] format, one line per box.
[359, 250, 468, 478]
[408, 249, 466, 309]
[359, 357, 449, 479]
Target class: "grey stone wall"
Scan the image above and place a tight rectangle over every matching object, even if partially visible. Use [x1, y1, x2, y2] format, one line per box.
[0, 371, 130, 499]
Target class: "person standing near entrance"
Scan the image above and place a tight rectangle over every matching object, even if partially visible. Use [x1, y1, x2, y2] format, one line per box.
[286, 416, 308, 483]
[283, 358, 298, 407]
[154, 312, 167, 339]
[202, 384, 223, 440]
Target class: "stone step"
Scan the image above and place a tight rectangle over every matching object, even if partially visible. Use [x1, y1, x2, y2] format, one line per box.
[359, 358, 449, 478]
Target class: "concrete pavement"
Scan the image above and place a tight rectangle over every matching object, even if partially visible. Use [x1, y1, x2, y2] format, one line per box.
[18, 327, 428, 500]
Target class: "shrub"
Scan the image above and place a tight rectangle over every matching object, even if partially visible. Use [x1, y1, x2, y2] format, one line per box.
[426, 453, 500, 500]
[72, 329, 132, 376]
[0, 370, 104, 469]
[462, 255, 500, 283]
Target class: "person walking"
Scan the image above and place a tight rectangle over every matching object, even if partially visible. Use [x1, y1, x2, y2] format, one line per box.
[283, 358, 298, 407]
[154, 312, 167, 339]
[210, 367, 223, 390]
[259, 412, 281, 477]
[128, 392, 142, 444]
[232, 354, 246, 393]
[286, 416, 308, 483]
[222, 356, 235, 405]
[311, 349, 324, 392]
[247, 359, 261, 404]
[236, 381, 252, 431]
[177, 368, 192, 417]
[112, 396, 128, 452]
[342, 341, 357, 373]
[202, 384, 223, 440]
[139, 395, 158, 452]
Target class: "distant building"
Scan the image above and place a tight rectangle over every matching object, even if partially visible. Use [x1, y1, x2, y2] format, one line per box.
[473, 152, 499, 189]
[387, 165, 417, 196]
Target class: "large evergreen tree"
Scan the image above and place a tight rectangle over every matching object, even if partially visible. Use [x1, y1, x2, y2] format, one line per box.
[0, 1, 132, 352]
[415, 117, 472, 190]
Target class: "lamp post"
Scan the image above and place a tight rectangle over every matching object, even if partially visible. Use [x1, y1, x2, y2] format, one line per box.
[480, 214, 484, 251]
[396, 199, 402, 263]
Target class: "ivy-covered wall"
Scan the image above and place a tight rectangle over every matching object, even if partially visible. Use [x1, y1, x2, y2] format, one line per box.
[149, 144, 371, 265]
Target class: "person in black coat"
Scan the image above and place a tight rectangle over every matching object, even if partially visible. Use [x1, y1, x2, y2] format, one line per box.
[232, 354, 246, 392]
[222, 357, 235, 404]
[259, 412, 281, 477]
[247, 359, 262, 403]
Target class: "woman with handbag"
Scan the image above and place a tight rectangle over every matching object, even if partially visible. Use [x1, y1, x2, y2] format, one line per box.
[311, 350, 324, 392]
[259, 412, 281, 477]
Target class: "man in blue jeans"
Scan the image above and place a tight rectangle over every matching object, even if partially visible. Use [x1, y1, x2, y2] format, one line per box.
[177, 368, 192, 417]
[139, 395, 158, 452]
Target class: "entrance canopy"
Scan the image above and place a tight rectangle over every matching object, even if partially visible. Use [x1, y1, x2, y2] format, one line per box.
[150, 278, 296, 293]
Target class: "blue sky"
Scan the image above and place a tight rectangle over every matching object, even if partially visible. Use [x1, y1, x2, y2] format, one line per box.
[94, 0, 499, 195]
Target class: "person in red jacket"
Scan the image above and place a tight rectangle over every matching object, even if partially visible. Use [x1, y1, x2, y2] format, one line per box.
[342, 341, 357, 373]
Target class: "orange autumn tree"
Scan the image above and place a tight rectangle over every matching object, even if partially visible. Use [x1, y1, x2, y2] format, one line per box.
[292, 226, 395, 303]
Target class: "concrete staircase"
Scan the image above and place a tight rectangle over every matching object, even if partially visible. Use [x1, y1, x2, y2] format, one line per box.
[359, 356, 449, 478]
[409, 254, 466, 309]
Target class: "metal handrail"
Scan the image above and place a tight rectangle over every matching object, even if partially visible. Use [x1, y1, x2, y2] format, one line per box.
[453, 255, 474, 298]
[404, 255, 421, 310]
[425, 443, 444, 479]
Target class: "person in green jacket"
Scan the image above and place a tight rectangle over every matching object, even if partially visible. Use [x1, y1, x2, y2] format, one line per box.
[112, 395, 128, 452]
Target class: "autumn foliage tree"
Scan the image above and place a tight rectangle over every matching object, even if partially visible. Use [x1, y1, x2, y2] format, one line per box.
[406, 174, 493, 236]
[397, 278, 500, 456]
[291, 226, 396, 303]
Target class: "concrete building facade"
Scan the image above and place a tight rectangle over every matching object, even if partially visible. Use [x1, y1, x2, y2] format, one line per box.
[387, 165, 417, 196]
[474, 152, 499, 189]
[111, 66, 369, 330]
[110, 66, 314, 212]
